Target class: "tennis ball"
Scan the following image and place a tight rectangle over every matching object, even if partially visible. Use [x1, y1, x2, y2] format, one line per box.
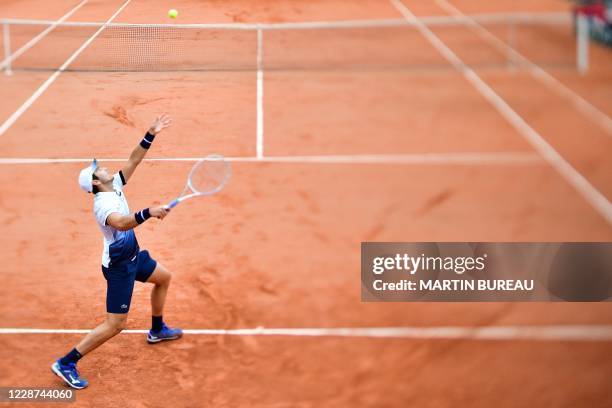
[168, 9, 178, 19]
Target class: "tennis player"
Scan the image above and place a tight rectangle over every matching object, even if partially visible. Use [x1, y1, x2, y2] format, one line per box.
[51, 114, 183, 389]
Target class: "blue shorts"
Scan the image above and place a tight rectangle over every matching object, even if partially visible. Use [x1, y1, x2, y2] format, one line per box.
[101, 250, 157, 314]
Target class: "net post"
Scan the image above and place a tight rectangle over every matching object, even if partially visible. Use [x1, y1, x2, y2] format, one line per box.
[2, 19, 12, 76]
[576, 13, 589, 75]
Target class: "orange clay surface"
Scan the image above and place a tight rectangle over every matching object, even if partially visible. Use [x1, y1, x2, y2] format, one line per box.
[0, 0, 611, 407]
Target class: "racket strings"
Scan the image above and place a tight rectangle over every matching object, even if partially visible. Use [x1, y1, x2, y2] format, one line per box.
[188, 157, 231, 195]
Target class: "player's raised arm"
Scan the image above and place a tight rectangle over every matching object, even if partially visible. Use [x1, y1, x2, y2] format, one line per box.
[121, 114, 172, 183]
[105, 205, 170, 231]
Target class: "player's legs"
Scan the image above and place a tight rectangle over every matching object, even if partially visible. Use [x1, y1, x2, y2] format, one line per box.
[147, 262, 172, 315]
[135, 251, 182, 343]
[75, 313, 128, 355]
[52, 314, 128, 389]
[52, 261, 137, 389]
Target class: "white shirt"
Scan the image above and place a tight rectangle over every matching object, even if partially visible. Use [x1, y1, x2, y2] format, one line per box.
[93, 173, 131, 267]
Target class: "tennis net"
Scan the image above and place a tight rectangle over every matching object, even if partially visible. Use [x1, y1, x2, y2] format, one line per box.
[1, 12, 587, 73]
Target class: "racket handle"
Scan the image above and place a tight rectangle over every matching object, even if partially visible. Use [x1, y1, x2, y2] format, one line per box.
[167, 199, 180, 209]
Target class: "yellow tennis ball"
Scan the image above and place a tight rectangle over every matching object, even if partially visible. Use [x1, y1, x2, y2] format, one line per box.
[168, 9, 178, 19]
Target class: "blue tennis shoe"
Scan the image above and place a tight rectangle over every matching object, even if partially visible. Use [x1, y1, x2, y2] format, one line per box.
[147, 323, 183, 344]
[51, 360, 89, 389]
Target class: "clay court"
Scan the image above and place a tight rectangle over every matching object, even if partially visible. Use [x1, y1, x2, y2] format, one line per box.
[0, 0, 611, 406]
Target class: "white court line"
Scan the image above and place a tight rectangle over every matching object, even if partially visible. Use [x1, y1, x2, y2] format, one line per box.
[0, 0, 89, 71]
[0, 153, 542, 165]
[1, 325, 611, 341]
[256, 28, 264, 159]
[0, 0, 132, 137]
[389, 0, 612, 226]
[436, 0, 612, 135]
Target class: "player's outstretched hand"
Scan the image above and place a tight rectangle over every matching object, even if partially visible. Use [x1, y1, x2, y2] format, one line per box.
[150, 205, 171, 220]
[149, 114, 172, 135]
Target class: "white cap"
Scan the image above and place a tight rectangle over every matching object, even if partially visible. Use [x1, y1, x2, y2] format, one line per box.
[78, 158, 98, 193]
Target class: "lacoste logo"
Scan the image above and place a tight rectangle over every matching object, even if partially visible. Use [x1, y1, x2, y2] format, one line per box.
[121, 304, 128, 309]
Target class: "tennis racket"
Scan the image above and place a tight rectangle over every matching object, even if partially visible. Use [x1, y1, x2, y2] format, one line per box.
[166, 155, 231, 209]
